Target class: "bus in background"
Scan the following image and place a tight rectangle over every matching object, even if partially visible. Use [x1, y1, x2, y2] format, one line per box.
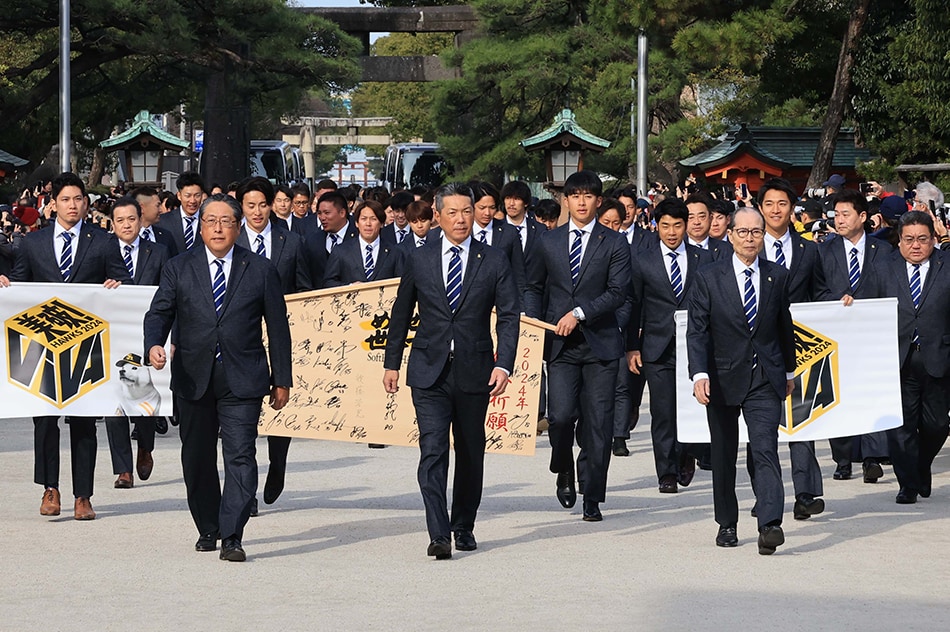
[382, 143, 449, 191]
[197, 140, 305, 187]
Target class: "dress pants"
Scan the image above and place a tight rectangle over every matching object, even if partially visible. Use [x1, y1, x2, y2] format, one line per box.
[889, 349, 950, 492]
[178, 361, 261, 540]
[547, 338, 616, 503]
[708, 366, 784, 529]
[105, 416, 156, 474]
[266, 436, 292, 476]
[829, 431, 889, 466]
[642, 345, 679, 481]
[34, 416, 97, 498]
[612, 359, 636, 439]
[747, 439, 823, 498]
[411, 356, 490, 540]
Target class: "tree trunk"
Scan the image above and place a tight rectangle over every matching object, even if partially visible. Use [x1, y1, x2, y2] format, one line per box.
[202, 47, 251, 189]
[806, 0, 871, 189]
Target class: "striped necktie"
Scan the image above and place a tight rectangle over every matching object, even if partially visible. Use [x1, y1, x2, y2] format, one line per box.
[910, 263, 921, 344]
[669, 251, 683, 300]
[446, 246, 462, 311]
[744, 268, 757, 368]
[328, 232, 339, 253]
[478, 228, 488, 244]
[416, 238, 425, 248]
[255, 233, 266, 258]
[141, 227, 153, 242]
[397, 229, 407, 244]
[364, 244, 375, 280]
[569, 229, 583, 285]
[184, 216, 196, 249]
[123, 244, 134, 279]
[60, 232, 73, 282]
[848, 247, 860, 291]
[774, 240, 787, 268]
[514, 224, 525, 250]
[212, 259, 226, 361]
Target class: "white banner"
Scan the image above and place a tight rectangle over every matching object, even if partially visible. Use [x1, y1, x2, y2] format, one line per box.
[675, 298, 903, 442]
[0, 283, 172, 418]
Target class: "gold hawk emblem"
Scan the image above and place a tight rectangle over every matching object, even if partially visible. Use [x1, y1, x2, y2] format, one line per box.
[784, 321, 840, 435]
[5, 298, 110, 407]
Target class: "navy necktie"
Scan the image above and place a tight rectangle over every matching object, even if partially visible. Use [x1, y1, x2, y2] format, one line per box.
[911, 263, 921, 344]
[848, 247, 860, 291]
[60, 232, 73, 282]
[364, 244, 375, 280]
[774, 240, 787, 268]
[255, 233, 266, 258]
[569, 229, 583, 285]
[744, 268, 757, 368]
[446, 246, 462, 311]
[141, 227, 153, 242]
[669, 251, 683, 300]
[123, 244, 134, 279]
[397, 229, 407, 243]
[212, 259, 226, 361]
[479, 228, 488, 244]
[184, 216, 196, 249]
[328, 232, 339, 253]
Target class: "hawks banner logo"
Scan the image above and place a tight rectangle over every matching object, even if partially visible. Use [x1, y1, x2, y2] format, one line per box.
[784, 322, 840, 434]
[5, 298, 110, 407]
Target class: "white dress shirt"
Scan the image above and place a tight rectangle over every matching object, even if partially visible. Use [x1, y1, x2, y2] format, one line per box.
[205, 246, 234, 285]
[245, 222, 273, 260]
[763, 230, 794, 269]
[53, 221, 80, 263]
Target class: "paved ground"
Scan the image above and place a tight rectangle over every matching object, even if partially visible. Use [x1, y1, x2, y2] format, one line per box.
[2, 413, 949, 631]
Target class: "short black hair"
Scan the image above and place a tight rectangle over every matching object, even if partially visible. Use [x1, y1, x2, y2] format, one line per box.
[355, 200, 386, 224]
[315, 179, 337, 191]
[112, 195, 142, 217]
[757, 177, 798, 207]
[176, 171, 206, 193]
[500, 180, 532, 205]
[597, 198, 627, 223]
[317, 191, 348, 213]
[533, 198, 560, 222]
[51, 172, 85, 199]
[563, 170, 602, 197]
[469, 181, 500, 207]
[236, 176, 275, 205]
[275, 184, 293, 199]
[199, 193, 242, 221]
[363, 186, 391, 206]
[130, 186, 158, 200]
[654, 197, 689, 223]
[898, 210, 935, 237]
[291, 183, 311, 200]
[405, 200, 433, 223]
[684, 192, 714, 211]
[389, 191, 415, 212]
[831, 188, 869, 215]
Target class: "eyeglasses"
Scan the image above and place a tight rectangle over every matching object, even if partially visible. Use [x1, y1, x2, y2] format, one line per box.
[201, 217, 237, 228]
[731, 228, 765, 239]
[900, 235, 933, 245]
[292, 200, 310, 207]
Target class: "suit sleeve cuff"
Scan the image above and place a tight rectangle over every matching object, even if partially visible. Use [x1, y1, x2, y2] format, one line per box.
[572, 306, 586, 321]
[692, 372, 709, 383]
[786, 372, 796, 380]
[494, 366, 511, 377]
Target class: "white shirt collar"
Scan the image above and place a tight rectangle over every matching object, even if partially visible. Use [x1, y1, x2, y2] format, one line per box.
[732, 254, 760, 276]
[54, 221, 79, 239]
[442, 234, 472, 255]
[568, 219, 593, 235]
[660, 240, 687, 257]
[359, 236, 380, 251]
[245, 221, 272, 239]
[205, 246, 234, 265]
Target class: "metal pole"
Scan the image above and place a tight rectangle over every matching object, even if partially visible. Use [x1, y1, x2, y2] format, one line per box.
[59, 0, 71, 172]
[629, 77, 636, 183]
[636, 30, 648, 198]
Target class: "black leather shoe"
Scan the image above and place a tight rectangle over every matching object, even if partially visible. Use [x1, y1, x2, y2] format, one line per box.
[716, 526, 738, 548]
[920, 469, 932, 498]
[896, 488, 918, 504]
[758, 525, 785, 555]
[862, 460, 884, 484]
[833, 463, 852, 480]
[249, 497, 259, 517]
[658, 474, 678, 494]
[195, 531, 219, 552]
[678, 455, 696, 487]
[427, 536, 452, 560]
[793, 494, 825, 520]
[263, 464, 285, 505]
[556, 471, 577, 508]
[611, 437, 630, 457]
[154, 417, 168, 435]
[453, 530, 477, 551]
[750, 504, 757, 518]
[582, 499, 602, 522]
[219, 537, 246, 562]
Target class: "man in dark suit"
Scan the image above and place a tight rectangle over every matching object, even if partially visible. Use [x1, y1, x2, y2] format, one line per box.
[524, 171, 631, 522]
[626, 198, 712, 493]
[686, 193, 733, 260]
[302, 191, 357, 289]
[757, 178, 827, 521]
[871, 211, 950, 504]
[236, 177, 313, 509]
[383, 182, 519, 560]
[466, 181, 527, 307]
[380, 191, 415, 247]
[132, 186, 179, 257]
[157, 172, 206, 254]
[502, 180, 546, 270]
[104, 197, 170, 489]
[144, 194, 292, 562]
[817, 189, 891, 483]
[276, 182, 320, 238]
[688, 207, 796, 555]
[1, 172, 131, 520]
[325, 200, 403, 286]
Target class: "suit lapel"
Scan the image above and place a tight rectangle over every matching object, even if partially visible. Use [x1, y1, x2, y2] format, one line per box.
[236, 228, 251, 251]
[720, 261, 747, 325]
[373, 245, 393, 281]
[135, 243, 152, 285]
[891, 254, 915, 308]
[756, 263, 776, 333]
[648, 244, 676, 302]
[190, 249, 218, 317]
[575, 223, 606, 286]
[220, 249, 249, 317]
[917, 252, 941, 310]
[271, 230, 286, 266]
[456, 239, 485, 310]
[68, 227, 94, 280]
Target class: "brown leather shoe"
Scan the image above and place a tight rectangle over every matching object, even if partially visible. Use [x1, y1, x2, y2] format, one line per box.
[114, 472, 134, 489]
[136, 448, 154, 481]
[74, 497, 96, 520]
[40, 488, 61, 516]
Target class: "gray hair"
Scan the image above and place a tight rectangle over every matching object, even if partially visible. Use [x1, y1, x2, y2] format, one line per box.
[728, 206, 765, 229]
[916, 181, 944, 208]
[433, 182, 475, 213]
[198, 193, 242, 221]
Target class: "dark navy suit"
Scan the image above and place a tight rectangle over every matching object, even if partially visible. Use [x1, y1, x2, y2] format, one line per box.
[144, 245, 292, 541]
[302, 223, 358, 290]
[525, 221, 631, 505]
[384, 236, 519, 541]
[156, 208, 203, 254]
[323, 237, 403, 287]
[11, 223, 131, 500]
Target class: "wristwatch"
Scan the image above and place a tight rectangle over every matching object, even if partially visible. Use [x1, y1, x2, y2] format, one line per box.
[572, 307, 583, 320]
